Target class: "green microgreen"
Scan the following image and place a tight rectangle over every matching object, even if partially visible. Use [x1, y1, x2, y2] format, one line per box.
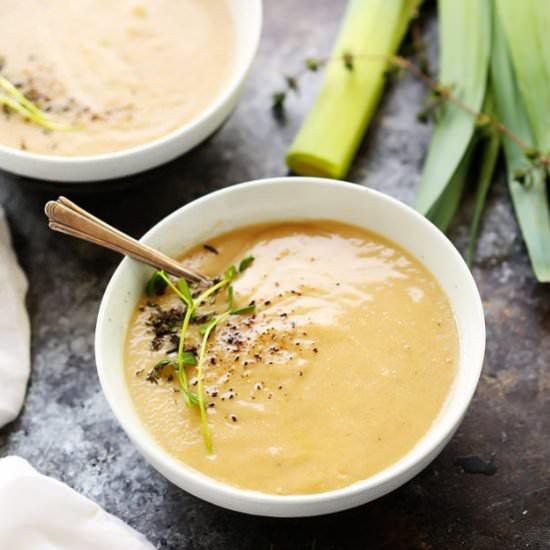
[195, 311, 230, 454]
[156, 270, 189, 303]
[181, 350, 198, 366]
[198, 318, 216, 335]
[176, 303, 195, 403]
[145, 270, 169, 297]
[150, 270, 195, 403]
[227, 285, 234, 310]
[146, 358, 174, 384]
[145, 351, 197, 384]
[184, 390, 200, 406]
[0, 74, 75, 131]
[224, 265, 237, 282]
[144, 257, 257, 453]
[238, 256, 255, 273]
[196, 302, 256, 454]
[230, 304, 256, 315]
[177, 277, 193, 305]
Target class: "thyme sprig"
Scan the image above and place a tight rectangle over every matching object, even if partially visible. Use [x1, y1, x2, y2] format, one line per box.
[195, 303, 256, 454]
[0, 74, 74, 131]
[273, 52, 550, 184]
[145, 256, 255, 453]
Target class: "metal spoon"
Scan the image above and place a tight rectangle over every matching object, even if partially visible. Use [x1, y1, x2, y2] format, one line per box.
[44, 197, 210, 285]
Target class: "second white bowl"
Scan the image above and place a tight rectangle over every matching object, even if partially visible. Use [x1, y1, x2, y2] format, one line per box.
[0, 0, 262, 183]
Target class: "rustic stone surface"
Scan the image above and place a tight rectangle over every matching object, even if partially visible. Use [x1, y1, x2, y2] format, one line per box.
[1, 2, 549, 548]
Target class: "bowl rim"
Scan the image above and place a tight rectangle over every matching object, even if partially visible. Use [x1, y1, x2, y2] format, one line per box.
[95, 176, 486, 511]
[0, 0, 262, 167]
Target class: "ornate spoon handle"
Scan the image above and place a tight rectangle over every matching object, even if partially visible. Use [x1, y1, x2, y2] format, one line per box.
[45, 197, 209, 285]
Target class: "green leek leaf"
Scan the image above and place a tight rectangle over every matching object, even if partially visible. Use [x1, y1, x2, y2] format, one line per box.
[490, 8, 550, 281]
[415, 0, 491, 214]
[427, 140, 475, 232]
[496, 0, 550, 151]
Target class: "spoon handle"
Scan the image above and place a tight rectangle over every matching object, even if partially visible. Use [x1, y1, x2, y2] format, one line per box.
[45, 197, 209, 285]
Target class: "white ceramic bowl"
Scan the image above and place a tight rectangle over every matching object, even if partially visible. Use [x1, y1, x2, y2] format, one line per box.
[0, 0, 262, 183]
[95, 177, 485, 517]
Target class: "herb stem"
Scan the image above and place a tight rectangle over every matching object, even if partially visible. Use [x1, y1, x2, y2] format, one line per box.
[158, 270, 196, 404]
[158, 271, 189, 303]
[195, 278, 228, 304]
[0, 95, 34, 121]
[177, 306, 194, 404]
[146, 258, 254, 452]
[0, 75, 74, 132]
[159, 270, 231, 407]
[197, 311, 230, 454]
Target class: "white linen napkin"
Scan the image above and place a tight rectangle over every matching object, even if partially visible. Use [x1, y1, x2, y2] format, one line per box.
[0, 456, 154, 549]
[0, 207, 30, 428]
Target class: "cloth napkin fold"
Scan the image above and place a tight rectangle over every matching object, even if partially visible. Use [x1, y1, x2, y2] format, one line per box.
[0, 207, 30, 428]
[0, 456, 154, 549]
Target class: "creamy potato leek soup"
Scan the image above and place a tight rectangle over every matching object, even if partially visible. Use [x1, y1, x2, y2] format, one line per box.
[0, 0, 234, 155]
[125, 221, 458, 495]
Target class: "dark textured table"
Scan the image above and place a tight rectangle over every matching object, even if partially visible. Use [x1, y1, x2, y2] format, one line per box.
[1, 2, 549, 548]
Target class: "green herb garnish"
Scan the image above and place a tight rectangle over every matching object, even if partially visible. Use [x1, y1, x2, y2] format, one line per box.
[146, 257, 256, 452]
[230, 304, 256, 315]
[145, 270, 169, 296]
[0, 74, 75, 131]
[238, 256, 255, 272]
[177, 277, 194, 304]
[180, 350, 198, 366]
[146, 358, 174, 384]
[224, 265, 237, 282]
[195, 303, 256, 454]
[183, 390, 200, 406]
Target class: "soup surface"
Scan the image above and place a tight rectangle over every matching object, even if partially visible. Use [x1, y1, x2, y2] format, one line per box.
[125, 221, 458, 494]
[0, 0, 234, 155]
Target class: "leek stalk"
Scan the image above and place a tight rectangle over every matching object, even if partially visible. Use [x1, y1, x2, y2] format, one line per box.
[286, 0, 420, 179]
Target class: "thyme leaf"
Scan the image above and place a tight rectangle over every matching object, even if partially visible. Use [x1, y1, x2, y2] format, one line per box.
[238, 256, 255, 272]
[230, 304, 256, 315]
[195, 310, 230, 454]
[146, 358, 174, 384]
[224, 265, 237, 282]
[145, 270, 168, 296]
[177, 277, 193, 306]
[184, 390, 200, 406]
[180, 350, 197, 366]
